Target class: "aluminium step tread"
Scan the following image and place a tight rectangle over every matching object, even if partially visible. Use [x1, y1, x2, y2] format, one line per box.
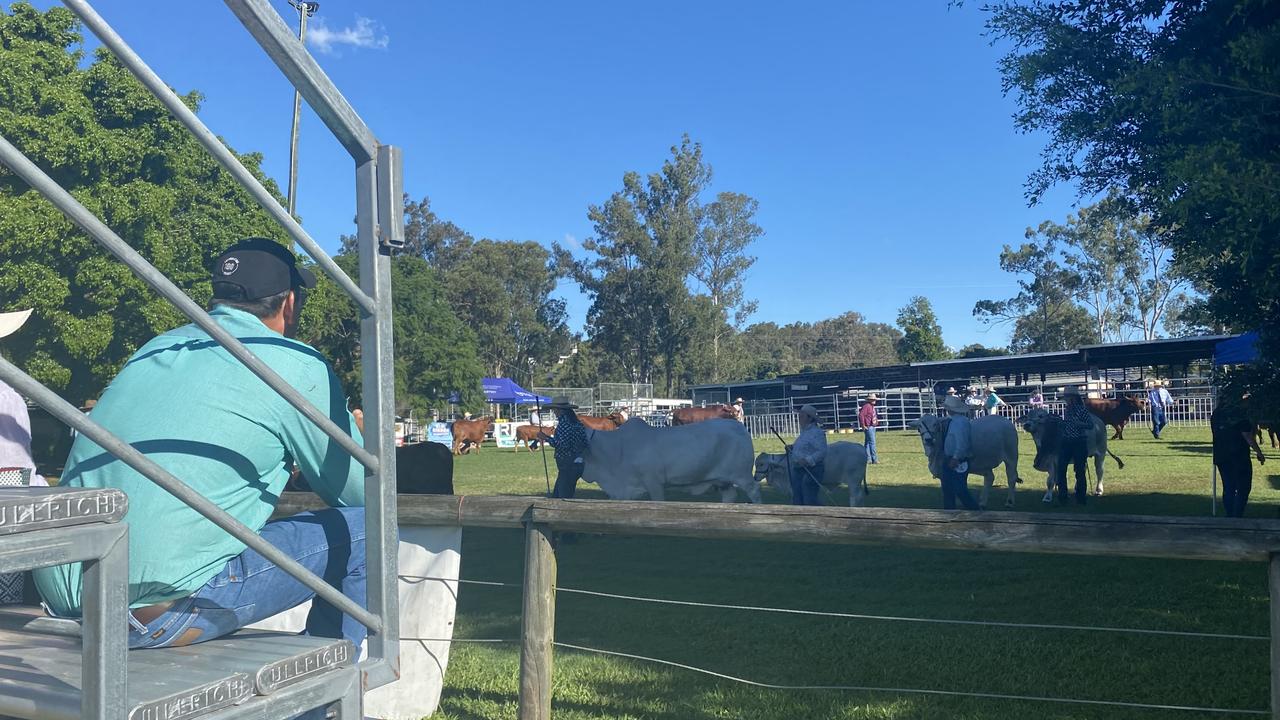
[0, 625, 354, 720]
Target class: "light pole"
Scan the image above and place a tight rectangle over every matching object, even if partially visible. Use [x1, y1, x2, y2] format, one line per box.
[286, 1, 320, 217]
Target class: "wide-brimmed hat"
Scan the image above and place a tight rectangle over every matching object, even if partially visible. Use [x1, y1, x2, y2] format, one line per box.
[946, 386, 957, 395]
[0, 309, 32, 339]
[734, 397, 744, 403]
[943, 395, 970, 414]
[866, 393, 879, 402]
[1062, 386, 1082, 398]
[798, 404, 819, 420]
[546, 395, 578, 410]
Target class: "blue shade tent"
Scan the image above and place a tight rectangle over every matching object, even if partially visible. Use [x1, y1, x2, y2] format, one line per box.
[482, 377, 551, 405]
[1213, 331, 1259, 365]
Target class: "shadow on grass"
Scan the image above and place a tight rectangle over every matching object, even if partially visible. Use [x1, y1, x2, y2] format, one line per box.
[1166, 441, 1213, 455]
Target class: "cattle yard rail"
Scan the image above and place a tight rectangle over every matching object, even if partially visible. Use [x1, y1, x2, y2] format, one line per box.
[366, 494, 1280, 720]
[0, 1, 401, 718]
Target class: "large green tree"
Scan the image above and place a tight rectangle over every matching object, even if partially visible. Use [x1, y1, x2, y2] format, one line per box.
[974, 235, 1100, 352]
[895, 296, 950, 362]
[985, 0, 1279, 375]
[693, 191, 761, 381]
[558, 136, 710, 395]
[0, 3, 285, 402]
[442, 239, 571, 381]
[299, 254, 485, 415]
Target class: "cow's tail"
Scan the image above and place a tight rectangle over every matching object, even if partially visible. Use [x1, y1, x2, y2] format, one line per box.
[1108, 449, 1125, 470]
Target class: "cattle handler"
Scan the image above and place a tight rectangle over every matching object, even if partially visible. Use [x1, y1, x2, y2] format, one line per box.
[541, 396, 589, 499]
[34, 238, 370, 657]
[790, 404, 827, 505]
[940, 395, 981, 510]
[1055, 386, 1094, 505]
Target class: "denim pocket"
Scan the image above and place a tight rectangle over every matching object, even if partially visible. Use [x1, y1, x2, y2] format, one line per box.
[203, 555, 245, 589]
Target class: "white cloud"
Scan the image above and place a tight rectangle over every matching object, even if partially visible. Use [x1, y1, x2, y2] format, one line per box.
[563, 233, 581, 250]
[307, 16, 389, 54]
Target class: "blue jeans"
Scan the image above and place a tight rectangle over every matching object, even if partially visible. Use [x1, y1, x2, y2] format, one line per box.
[127, 507, 368, 654]
[940, 465, 980, 510]
[553, 459, 583, 499]
[864, 427, 878, 463]
[1151, 407, 1167, 437]
[790, 462, 825, 506]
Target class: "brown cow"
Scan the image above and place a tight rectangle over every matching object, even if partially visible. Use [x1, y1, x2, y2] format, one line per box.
[671, 404, 737, 426]
[580, 411, 628, 431]
[1083, 395, 1148, 440]
[514, 424, 552, 452]
[451, 416, 494, 455]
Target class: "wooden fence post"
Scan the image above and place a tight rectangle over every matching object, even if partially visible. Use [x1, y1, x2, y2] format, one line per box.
[1271, 553, 1280, 719]
[519, 522, 556, 720]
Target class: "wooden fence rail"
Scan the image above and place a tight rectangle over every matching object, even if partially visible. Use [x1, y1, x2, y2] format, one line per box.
[280, 494, 1280, 719]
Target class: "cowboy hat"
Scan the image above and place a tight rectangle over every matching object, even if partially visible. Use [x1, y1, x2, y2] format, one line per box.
[797, 404, 819, 420]
[943, 395, 970, 415]
[734, 397, 744, 403]
[546, 395, 578, 410]
[946, 386, 957, 395]
[1062, 386, 1082, 397]
[866, 393, 879, 402]
[0, 309, 32, 339]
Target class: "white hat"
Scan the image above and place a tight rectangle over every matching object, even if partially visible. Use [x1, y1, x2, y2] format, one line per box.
[866, 393, 879, 402]
[943, 395, 970, 415]
[0, 309, 32, 339]
[798, 404, 819, 420]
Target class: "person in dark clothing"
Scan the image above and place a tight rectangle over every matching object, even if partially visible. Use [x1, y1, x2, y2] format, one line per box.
[1055, 386, 1093, 505]
[541, 396, 590, 499]
[1212, 393, 1266, 518]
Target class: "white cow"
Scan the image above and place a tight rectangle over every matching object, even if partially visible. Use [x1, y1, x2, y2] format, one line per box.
[908, 415, 1021, 508]
[753, 442, 869, 506]
[582, 418, 761, 503]
[1021, 408, 1125, 501]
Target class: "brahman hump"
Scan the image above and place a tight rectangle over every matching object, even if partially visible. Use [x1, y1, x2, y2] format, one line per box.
[582, 418, 760, 503]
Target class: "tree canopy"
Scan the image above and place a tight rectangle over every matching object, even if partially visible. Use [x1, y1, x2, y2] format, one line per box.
[0, 3, 286, 402]
[986, 0, 1279, 386]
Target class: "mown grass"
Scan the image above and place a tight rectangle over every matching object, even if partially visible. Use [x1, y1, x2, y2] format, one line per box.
[436, 426, 1279, 719]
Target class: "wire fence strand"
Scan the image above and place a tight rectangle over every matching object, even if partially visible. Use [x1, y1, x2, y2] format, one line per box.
[552, 641, 1269, 716]
[399, 575, 1266, 641]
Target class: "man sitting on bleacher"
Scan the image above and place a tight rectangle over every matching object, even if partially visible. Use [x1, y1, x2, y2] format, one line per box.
[34, 238, 369, 652]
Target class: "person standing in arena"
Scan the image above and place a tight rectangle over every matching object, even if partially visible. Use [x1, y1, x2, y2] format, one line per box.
[859, 394, 879, 464]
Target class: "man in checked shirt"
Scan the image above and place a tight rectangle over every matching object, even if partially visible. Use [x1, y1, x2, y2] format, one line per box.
[1055, 386, 1094, 505]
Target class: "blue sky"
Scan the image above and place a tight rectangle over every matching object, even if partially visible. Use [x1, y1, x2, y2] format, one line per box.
[42, 0, 1084, 350]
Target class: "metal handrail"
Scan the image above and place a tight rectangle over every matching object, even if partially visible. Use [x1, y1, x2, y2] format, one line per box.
[223, 0, 380, 165]
[0, 134, 377, 473]
[0, 0, 402, 679]
[59, 0, 377, 319]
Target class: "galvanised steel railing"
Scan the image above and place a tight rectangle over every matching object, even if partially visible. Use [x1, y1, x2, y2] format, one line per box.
[0, 0, 403, 693]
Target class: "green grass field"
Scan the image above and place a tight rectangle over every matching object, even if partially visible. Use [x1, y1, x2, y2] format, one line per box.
[435, 426, 1279, 719]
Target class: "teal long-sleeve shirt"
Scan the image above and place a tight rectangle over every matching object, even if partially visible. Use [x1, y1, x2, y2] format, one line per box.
[34, 305, 365, 616]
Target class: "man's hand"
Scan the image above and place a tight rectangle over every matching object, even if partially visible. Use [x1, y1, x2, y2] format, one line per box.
[537, 431, 551, 442]
[352, 408, 364, 434]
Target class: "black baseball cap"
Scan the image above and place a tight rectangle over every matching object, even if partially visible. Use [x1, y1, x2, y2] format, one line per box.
[211, 238, 317, 301]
